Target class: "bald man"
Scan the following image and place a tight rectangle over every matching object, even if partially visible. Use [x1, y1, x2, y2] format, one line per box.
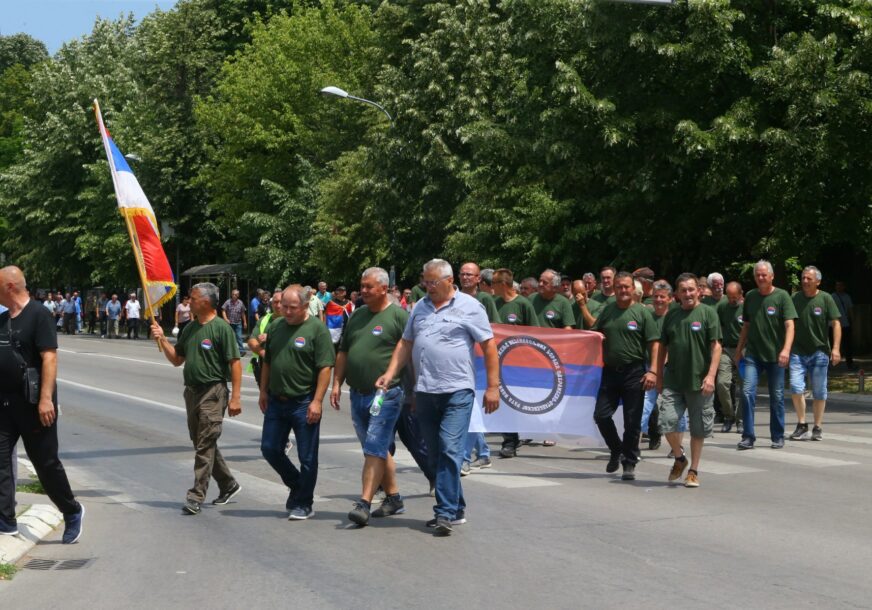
[0, 266, 84, 543]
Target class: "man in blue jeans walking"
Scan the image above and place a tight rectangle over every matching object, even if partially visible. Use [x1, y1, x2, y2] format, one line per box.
[258, 284, 335, 520]
[734, 260, 797, 450]
[377, 259, 500, 536]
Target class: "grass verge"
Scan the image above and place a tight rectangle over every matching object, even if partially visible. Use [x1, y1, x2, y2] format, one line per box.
[15, 480, 45, 494]
[0, 563, 17, 580]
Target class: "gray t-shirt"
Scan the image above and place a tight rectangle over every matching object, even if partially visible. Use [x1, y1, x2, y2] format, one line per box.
[402, 290, 494, 393]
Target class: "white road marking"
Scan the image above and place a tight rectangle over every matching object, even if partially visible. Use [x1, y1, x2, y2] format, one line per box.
[707, 445, 858, 468]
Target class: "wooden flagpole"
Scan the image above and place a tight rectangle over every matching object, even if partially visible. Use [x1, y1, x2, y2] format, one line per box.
[122, 212, 163, 352]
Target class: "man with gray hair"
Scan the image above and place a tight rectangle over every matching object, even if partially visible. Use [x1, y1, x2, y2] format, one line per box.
[479, 268, 495, 295]
[702, 273, 726, 307]
[715, 282, 745, 433]
[152, 282, 243, 515]
[331, 267, 411, 526]
[734, 260, 797, 450]
[519, 277, 538, 299]
[376, 259, 500, 536]
[788, 266, 841, 441]
[532, 269, 575, 330]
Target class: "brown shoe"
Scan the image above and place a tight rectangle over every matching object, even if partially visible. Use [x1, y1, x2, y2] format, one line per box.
[684, 470, 700, 488]
[668, 456, 688, 482]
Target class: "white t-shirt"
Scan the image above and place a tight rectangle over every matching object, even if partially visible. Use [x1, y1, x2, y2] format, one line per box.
[126, 300, 142, 319]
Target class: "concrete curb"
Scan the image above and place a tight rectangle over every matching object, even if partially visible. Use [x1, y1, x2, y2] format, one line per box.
[828, 392, 872, 404]
[0, 503, 63, 565]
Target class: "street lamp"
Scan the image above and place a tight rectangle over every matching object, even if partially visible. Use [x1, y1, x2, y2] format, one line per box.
[319, 86, 394, 125]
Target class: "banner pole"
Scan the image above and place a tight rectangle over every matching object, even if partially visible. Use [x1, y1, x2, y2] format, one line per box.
[122, 212, 163, 352]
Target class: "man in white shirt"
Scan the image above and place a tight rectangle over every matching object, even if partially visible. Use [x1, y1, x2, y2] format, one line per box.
[125, 294, 142, 340]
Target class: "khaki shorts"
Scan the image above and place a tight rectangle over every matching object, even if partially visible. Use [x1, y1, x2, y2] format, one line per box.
[658, 387, 714, 438]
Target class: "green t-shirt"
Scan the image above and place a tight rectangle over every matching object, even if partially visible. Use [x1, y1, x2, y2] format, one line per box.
[701, 295, 726, 308]
[642, 295, 654, 307]
[590, 291, 616, 306]
[409, 285, 426, 304]
[531, 293, 575, 328]
[176, 316, 240, 386]
[716, 300, 743, 348]
[264, 315, 335, 397]
[743, 287, 798, 362]
[661, 304, 722, 392]
[649, 310, 667, 362]
[494, 295, 539, 326]
[340, 304, 409, 391]
[792, 290, 840, 356]
[475, 291, 501, 323]
[573, 298, 603, 330]
[593, 302, 659, 367]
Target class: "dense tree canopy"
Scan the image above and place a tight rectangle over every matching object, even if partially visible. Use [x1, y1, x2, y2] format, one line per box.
[0, 0, 870, 291]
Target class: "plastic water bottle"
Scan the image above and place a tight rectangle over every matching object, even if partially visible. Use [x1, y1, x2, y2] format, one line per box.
[370, 388, 386, 416]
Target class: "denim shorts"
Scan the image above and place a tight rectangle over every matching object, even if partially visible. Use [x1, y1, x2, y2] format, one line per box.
[789, 351, 829, 400]
[350, 386, 405, 459]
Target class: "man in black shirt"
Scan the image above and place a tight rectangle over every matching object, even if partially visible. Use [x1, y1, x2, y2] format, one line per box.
[0, 266, 83, 543]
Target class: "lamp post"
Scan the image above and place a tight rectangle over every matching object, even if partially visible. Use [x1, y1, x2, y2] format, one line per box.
[319, 86, 394, 125]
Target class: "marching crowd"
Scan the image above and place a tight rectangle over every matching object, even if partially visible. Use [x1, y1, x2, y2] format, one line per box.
[0, 258, 855, 540]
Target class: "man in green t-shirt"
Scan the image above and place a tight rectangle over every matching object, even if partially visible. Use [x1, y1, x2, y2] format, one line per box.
[330, 267, 410, 526]
[788, 266, 841, 442]
[152, 282, 242, 516]
[572, 279, 603, 330]
[592, 272, 661, 481]
[258, 284, 335, 520]
[656, 274, 722, 488]
[641, 279, 676, 451]
[734, 260, 798, 450]
[715, 282, 744, 433]
[702, 273, 726, 308]
[531, 269, 575, 329]
[492, 268, 539, 457]
[590, 266, 617, 305]
[408, 275, 426, 307]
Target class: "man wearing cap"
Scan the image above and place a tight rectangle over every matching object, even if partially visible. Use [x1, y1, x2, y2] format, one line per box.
[633, 268, 656, 307]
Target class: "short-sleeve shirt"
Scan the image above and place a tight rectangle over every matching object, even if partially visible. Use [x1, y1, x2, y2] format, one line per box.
[106, 301, 122, 320]
[590, 291, 616, 306]
[573, 298, 603, 330]
[307, 296, 324, 319]
[409, 285, 426, 305]
[716, 300, 744, 348]
[175, 316, 240, 386]
[743, 287, 798, 362]
[0, 300, 57, 393]
[531, 293, 575, 328]
[176, 303, 192, 324]
[474, 291, 501, 323]
[661, 304, 722, 392]
[125, 300, 141, 319]
[402, 291, 494, 393]
[494, 295, 539, 327]
[264, 315, 335, 397]
[593, 302, 659, 367]
[792, 290, 840, 356]
[222, 299, 246, 325]
[701, 295, 726, 308]
[340, 304, 409, 391]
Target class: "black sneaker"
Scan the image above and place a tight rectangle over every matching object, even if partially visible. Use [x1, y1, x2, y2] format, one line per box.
[426, 511, 465, 527]
[811, 426, 823, 441]
[0, 516, 19, 536]
[771, 438, 785, 449]
[212, 481, 241, 505]
[62, 505, 85, 544]
[606, 452, 621, 473]
[648, 436, 661, 451]
[621, 462, 636, 481]
[348, 501, 370, 526]
[721, 419, 734, 434]
[433, 516, 452, 536]
[736, 421, 744, 435]
[372, 495, 405, 518]
[789, 423, 809, 441]
[182, 499, 201, 515]
[737, 438, 754, 450]
[499, 444, 517, 458]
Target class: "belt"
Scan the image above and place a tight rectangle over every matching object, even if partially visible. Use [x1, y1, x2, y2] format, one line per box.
[186, 381, 227, 393]
[350, 384, 399, 396]
[604, 362, 645, 373]
[272, 393, 311, 402]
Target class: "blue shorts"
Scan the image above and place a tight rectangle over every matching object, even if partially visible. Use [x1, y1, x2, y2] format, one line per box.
[350, 386, 405, 459]
[789, 351, 829, 400]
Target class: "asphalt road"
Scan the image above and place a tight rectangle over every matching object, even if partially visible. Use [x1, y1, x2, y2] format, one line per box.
[2, 334, 872, 609]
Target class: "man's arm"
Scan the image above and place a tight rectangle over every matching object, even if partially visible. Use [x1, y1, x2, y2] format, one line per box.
[330, 350, 347, 410]
[734, 322, 750, 365]
[375, 339, 413, 389]
[480, 338, 500, 413]
[654, 341, 667, 394]
[307, 366, 332, 424]
[228, 359, 242, 416]
[702, 341, 722, 396]
[778, 319, 794, 368]
[221, 304, 229, 323]
[38, 349, 58, 427]
[151, 322, 185, 366]
[258, 360, 271, 413]
[644, 342, 660, 391]
[831, 319, 842, 366]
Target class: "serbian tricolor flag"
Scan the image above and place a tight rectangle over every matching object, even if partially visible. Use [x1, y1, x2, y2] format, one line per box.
[469, 325, 607, 444]
[94, 100, 176, 315]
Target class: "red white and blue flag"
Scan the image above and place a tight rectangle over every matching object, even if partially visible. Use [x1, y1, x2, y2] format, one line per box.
[470, 325, 606, 443]
[94, 100, 176, 313]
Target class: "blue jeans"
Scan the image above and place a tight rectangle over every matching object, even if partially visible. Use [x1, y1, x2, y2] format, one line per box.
[392, 403, 435, 483]
[350, 387, 404, 459]
[230, 322, 244, 352]
[741, 354, 785, 443]
[789, 352, 829, 400]
[463, 432, 490, 463]
[415, 390, 474, 519]
[260, 394, 320, 510]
